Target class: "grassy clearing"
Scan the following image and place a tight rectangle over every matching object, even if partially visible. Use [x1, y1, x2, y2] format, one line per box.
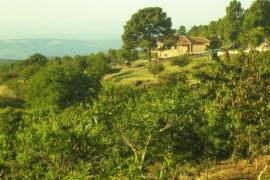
[104, 59, 156, 84]
[0, 84, 14, 97]
[198, 156, 270, 180]
[104, 55, 212, 85]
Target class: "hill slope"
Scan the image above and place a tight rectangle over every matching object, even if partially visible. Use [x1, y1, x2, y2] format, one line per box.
[104, 55, 211, 85]
[0, 59, 20, 65]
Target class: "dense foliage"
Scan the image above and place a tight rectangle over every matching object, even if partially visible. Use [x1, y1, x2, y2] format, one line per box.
[187, 0, 270, 48]
[1, 1, 270, 178]
[122, 7, 172, 61]
[0, 50, 269, 178]
[148, 62, 165, 78]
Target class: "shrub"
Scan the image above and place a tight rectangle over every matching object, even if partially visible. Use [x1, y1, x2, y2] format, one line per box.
[148, 62, 165, 78]
[0, 96, 23, 108]
[87, 52, 111, 76]
[158, 72, 187, 84]
[22, 53, 48, 66]
[0, 108, 22, 163]
[25, 63, 101, 112]
[171, 55, 190, 67]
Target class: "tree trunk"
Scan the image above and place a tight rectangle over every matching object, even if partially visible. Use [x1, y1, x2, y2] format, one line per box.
[139, 133, 152, 170]
[129, 48, 132, 61]
[258, 159, 270, 180]
[0, 169, 3, 180]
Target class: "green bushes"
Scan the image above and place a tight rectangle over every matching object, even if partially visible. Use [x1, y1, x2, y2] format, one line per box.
[158, 72, 187, 84]
[0, 97, 23, 108]
[86, 52, 111, 76]
[171, 55, 190, 67]
[0, 51, 270, 178]
[0, 52, 111, 110]
[22, 53, 48, 66]
[0, 82, 208, 178]
[148, 62, 165, 78]
[0, 108, 22, 165]
[25, 63, 101, 112]
[9, 108, 109, 179]
[195, 51, 270, 161]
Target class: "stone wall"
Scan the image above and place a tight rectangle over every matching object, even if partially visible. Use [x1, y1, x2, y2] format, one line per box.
[192, 44, 208, 53]
[156, 49, 182, 58]
[154, 45, 190, 58]
[178, 45, 189, 54]
[154, 43, 212, 58]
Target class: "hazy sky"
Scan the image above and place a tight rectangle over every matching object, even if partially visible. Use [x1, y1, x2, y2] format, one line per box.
[0, 0, 254, 40]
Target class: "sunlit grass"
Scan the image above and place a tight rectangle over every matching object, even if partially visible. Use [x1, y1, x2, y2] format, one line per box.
[0, 84, 15, 97]
[104, 55, 212, 85]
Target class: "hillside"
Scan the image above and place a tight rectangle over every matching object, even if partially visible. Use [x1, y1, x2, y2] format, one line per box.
[0, 39, 121, 59]
[104, 55, 212, 85]
[0, 59, 20, 65]
[1, 48, 270, 179]
[104, 54, 270, 180]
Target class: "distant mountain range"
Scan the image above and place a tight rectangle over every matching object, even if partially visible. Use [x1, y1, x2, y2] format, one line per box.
[0, 38, 122, 59]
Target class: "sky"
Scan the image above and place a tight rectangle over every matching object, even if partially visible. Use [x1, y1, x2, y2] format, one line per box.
[0, 0, 254, 40]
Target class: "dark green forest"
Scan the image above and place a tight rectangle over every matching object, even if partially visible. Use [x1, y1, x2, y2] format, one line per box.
[1, 0, 270, 179]
[186, 0, 270, 49]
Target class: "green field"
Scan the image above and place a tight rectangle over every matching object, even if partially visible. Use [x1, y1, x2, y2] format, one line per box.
[104, 55, 212, 85]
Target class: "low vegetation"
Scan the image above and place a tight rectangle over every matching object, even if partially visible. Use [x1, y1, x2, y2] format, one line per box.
[1, 0, 270, 178]
[148, 61, 165, 78]
[0, 50, 269, 179]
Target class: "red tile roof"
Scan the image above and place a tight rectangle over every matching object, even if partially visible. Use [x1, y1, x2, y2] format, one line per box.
[177, 36, 191, 45]
[177, 36, 218, 45]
